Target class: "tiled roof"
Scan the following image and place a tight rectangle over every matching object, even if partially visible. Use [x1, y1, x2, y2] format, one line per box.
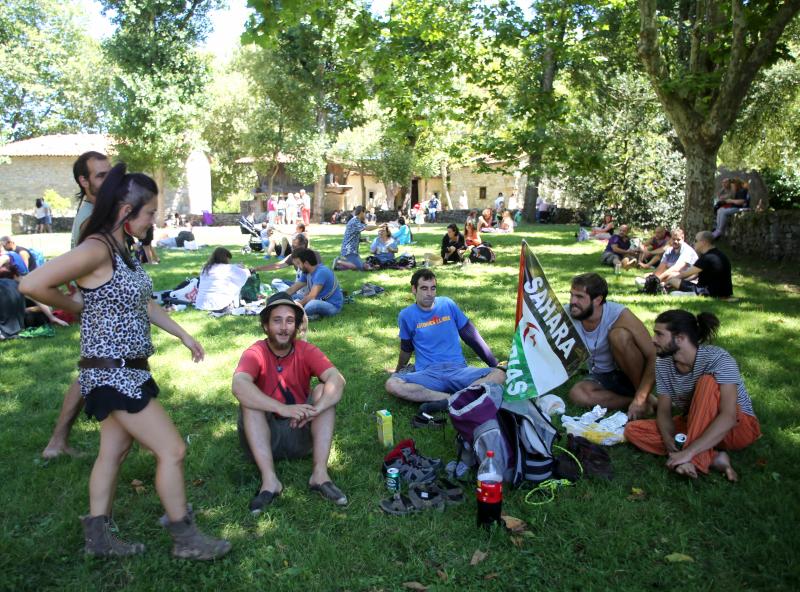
[0, 134, 113, 157]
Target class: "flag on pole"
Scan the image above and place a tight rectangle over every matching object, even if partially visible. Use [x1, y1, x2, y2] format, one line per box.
[503, 241, 588, 402]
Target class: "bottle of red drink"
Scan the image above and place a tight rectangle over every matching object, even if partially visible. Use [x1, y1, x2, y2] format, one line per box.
[476, 450, 503, 528]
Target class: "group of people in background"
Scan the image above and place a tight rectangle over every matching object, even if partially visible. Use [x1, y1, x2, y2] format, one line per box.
[586, 212, 735, 299]
[264, 190, 312, 227]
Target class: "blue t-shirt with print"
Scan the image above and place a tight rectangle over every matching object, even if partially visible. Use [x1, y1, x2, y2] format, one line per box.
[299, 264, 343, 309]
[340, 216, 366, 256]
[398, 297, 469, 370]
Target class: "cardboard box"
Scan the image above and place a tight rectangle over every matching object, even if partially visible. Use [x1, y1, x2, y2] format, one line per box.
[376, 409, 394, 447]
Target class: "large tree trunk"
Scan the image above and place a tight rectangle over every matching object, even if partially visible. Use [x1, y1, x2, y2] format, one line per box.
[359, 165, 367, 208]
[440, 160, 452, 210]
[153, 167, 166, 226]
[683, 144, 718, 238]
[522, 152, 541, 223]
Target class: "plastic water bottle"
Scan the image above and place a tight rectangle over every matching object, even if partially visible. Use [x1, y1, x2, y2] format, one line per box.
[476, 450, 503, 528]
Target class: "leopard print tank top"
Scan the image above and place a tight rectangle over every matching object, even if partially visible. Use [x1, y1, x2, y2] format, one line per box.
[79, 252, 155, 399]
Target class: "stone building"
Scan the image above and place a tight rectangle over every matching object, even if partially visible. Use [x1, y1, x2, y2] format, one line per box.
[0, 134, 210, 217]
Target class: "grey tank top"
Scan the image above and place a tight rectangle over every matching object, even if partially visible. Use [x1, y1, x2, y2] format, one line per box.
[574, 301, 625, 374]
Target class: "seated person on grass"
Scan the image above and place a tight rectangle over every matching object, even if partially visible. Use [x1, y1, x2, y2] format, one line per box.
[441, 224, 467, 264]
[464, 219, 481, 247]
[713, 178, 749, 239]
[194, 247, 250, 312]
[641, 228, 698, 287]
[232, 292, 348, 513]
[0, 261, 68, 338]
[335, 206, 378, 271]
[589, 213, 615, 239]
[476, 208, 495, 234]
[568, 273, 657, 420]
[285, 248, 343, 320]
[666, 231, 734, 299]
[625, 310, 760, 481]
[368, 224, 398, 268]
[637, 226, 670, 269]
[0, 236, 39, 272]
[600, 224, 639, 270]
[385, 269, 505, 403]
[392, 217, 412, 245]
[498, 210, 515, 232]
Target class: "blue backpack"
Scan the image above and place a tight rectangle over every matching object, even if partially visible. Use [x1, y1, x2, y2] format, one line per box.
[28, 248, 45, 268]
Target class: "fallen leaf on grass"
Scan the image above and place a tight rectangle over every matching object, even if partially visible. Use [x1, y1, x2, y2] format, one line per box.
[192, 478, 205, 487]
[665, 553, 694, 563]
[131, 479, 143, 486]
[484, 573, 498, 580]
[510, 536, 524, 548]
[402, 582, 428, 591]
[755, 458, 767, 468]
[627, 487, 647, 501]
[501, 515, 529, 533]
[470, 550, 488, 565]
[130, 479, 146, 494]
[436, 570, 448, 583]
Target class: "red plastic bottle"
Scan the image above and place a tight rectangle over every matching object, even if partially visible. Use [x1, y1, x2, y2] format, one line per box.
[476, 450, 503, 528]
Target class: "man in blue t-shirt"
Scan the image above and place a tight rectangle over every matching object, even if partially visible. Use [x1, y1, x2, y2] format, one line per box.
[286, 248, 343, 320]
[385, 269, 506, 402]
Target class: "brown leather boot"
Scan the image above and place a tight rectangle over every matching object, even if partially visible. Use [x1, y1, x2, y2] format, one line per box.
[80, 515, 145, 557]
[161, 511, 231, 561]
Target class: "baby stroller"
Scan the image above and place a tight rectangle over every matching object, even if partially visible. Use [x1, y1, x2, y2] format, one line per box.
[239, 216, 263, 253]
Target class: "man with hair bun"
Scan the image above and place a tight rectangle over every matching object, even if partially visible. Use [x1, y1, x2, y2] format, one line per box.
[625, 309, 761, 481]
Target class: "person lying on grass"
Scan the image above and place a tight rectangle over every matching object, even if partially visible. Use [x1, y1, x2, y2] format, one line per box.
[624, 310, 761, 481]
[385, 268, 506, 403]
[232, 292, 348, 514]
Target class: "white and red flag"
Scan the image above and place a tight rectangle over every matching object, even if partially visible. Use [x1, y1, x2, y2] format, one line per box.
[503, 241, 587, 401]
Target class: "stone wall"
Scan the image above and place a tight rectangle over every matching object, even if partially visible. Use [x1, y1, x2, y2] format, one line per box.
[0, 156, 77, 211]
[727, 210, 800, 261]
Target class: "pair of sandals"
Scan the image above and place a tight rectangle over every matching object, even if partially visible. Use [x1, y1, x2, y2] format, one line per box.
[382, 439, 442, 485]
[379, 479, 465, 515]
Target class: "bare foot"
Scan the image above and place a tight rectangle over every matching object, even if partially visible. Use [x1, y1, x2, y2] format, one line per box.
[42, 444, 80, 459]
[711, 451, 739, 482]
[674, 462, 698, 479]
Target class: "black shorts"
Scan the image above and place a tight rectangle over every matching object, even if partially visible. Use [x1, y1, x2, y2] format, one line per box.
[586, 369, 636, 397]
[84, 378, 159, 422]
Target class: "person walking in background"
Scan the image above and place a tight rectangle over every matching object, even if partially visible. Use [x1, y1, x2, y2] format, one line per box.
[35, 198, 53, 233]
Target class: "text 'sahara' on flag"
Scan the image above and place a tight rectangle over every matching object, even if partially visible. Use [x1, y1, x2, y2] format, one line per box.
[503, 241, 588, 402]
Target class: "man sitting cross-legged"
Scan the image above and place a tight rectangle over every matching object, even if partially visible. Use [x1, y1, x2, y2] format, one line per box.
[568, 273, 657, 419]
[232, 292, 348, 514]
[284, 248, 343, 320]
[385, 269, 506, 403]
[624, 310, 760, 480]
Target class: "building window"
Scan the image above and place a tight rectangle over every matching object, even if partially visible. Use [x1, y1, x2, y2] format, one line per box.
[368, 191, 375, 201]
[479, 187, 487, 200]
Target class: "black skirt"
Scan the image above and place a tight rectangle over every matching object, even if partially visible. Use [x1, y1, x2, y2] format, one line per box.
[84, 378, 160, 422]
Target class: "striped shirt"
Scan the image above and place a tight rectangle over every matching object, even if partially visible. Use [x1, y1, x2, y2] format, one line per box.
[655, 345, 755, 416]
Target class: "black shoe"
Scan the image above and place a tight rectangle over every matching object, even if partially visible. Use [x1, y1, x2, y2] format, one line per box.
[249, 489, 281, 515]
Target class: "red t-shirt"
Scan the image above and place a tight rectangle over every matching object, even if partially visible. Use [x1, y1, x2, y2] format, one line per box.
[235, 340, 333, 405]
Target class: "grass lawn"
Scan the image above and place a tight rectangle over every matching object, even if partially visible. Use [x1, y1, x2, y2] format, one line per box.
[1, 223, 799, 591]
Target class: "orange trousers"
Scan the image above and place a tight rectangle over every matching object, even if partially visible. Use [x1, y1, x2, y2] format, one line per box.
[624, 375, 761, 474]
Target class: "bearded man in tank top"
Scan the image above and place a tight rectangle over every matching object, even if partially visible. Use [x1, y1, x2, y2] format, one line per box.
[568, 273, 657, 420]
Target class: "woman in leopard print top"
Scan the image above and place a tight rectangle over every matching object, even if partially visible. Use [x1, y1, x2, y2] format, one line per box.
[20, 164, 230, 560]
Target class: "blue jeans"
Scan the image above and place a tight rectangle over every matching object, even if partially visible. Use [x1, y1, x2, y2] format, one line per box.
[304, 299, 341, 318]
